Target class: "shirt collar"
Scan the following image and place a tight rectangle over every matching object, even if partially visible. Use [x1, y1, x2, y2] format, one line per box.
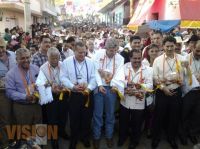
[74, 56, 85, 64]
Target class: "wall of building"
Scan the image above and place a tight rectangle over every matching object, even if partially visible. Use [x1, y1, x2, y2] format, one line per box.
[30, 0, 41, 14]
[147, 0, 180, 21]
[113, 4, 124, 25]
[0, 10, 24, 34]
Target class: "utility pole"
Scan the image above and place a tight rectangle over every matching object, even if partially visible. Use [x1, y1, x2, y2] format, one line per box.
[24, 0, 31, 33]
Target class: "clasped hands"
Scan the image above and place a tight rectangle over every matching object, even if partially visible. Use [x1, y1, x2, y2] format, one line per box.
[125, 82, 144, 100]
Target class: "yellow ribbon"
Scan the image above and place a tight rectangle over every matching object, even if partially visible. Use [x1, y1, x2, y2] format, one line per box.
[187, 68, 193, 86]
[81, 90, 90, 108]
[33, 92, 40, 98]
[112, 87, 124, 101]
[176, 60, 181, 73]
[140, 84, 161, 93]
[59, 88, 71, 101]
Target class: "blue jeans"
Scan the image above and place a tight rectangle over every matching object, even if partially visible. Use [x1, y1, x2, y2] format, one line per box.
[93, 86, 117, 139]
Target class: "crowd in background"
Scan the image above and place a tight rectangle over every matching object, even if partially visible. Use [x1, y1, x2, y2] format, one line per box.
[0, 23, 200, 149]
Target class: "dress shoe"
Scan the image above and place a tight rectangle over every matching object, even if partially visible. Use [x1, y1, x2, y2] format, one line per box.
[81, 139, 91, 148]
[106, 138, 113, 148]
[128, 142, 138, 149]
[179, 136, 188, 145]
[59, 132, 69, 140]
[117, 139, 126, 147]
[189, 135, 198, 145]
[51, 140, 59, 149]
[69, 140, 77, 149]
[151, 139, 160, 149]
[93, 139, 100, 149]
[167, 139, 178, 149]
[146, 129, 152, 139]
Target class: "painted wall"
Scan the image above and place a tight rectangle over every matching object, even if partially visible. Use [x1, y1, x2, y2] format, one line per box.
[0, 11, 24, 34]
[30, 0, 41, 14]
[147, 0, 180, 21]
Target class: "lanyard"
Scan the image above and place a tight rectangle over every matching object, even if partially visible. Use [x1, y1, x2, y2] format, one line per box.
[48, 63, 60, 84]
[163, 54, 180, 79]
[101, 55, 115, 75]
[19, 66, 33, 96]
[73, 57, 89, 83]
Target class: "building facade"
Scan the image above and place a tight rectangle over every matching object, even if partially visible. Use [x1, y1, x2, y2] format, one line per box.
[0, 0, 57, 34]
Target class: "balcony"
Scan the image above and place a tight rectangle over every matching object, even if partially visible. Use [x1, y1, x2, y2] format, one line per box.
[0, 0, 24, 12]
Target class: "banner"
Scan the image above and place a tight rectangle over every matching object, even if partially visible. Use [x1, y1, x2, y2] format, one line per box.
[128, 0, 155, 26]
[55, 0, 65, 6]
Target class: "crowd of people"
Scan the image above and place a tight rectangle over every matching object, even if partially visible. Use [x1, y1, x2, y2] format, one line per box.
[0, 23, 200, 149]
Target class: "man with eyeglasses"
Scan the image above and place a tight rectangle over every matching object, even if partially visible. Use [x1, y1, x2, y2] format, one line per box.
[0, 37, 16, 148]
[60, 41, 96, 149]
[5, 48, 42, 147]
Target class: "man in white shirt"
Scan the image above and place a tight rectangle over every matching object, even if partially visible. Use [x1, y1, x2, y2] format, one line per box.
[180, 40, 200, 145]
[86, 39, 95, 59]
[36, 47, 69, 149]
[152, 36, 184, 149]
[60, 41, 96, 149]
[92, 38, 124, 149]
[118, 50, 153, 149]
[60, 38, 74, 61]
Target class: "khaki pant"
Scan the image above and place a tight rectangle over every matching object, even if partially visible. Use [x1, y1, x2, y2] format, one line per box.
[0, 90, 12, 148]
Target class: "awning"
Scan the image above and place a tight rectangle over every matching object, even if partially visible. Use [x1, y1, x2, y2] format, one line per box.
[180, 20, 200, 28]
[147, 20, 180, 32]
[127, 0, 155, 30]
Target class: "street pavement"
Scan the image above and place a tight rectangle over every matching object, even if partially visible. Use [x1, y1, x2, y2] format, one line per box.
[44, 133, 195, 149]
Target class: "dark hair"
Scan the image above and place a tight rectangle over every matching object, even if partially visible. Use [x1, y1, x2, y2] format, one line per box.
[145, 44, 159, 62]
[163, 36, 176, 45]
[63, 36, 75, 43]
[40, 35, 50, 43]
[130, 35, 141, 43]
[129, 49, 142, 58]
[188, 35, 199, 43]
[5, 28, 9, 33]
[74, 41, 85, 50]
[153, 30, 163, 37]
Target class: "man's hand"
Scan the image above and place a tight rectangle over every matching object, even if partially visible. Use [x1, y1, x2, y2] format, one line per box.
[125, 87, 131, 95]
[99, 86, 106, 94]
[111, 86, 118, 93]
[52, 84, 60, 93]
[26, 95, 37, 103]
[26, 95, 33, 102]
[73, 84, 84, 92]
[134, 83, 141, 89]
[162, 87, 177, 96]
[135, 92, 144, 101]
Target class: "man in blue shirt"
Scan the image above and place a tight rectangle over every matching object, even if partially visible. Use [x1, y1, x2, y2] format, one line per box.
[5, 48, 42, 146]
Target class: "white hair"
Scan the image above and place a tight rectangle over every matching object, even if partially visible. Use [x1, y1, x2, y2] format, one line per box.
[16, 48, 30, 59]
[47, 47, 60, 58]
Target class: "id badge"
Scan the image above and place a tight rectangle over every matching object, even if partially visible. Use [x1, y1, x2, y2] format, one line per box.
[77, 74, 82, 79]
